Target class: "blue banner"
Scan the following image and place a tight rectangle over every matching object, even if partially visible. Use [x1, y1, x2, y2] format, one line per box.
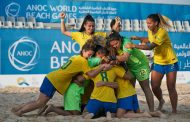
[1, 0, 190, 22]
[0, 29, 80, 74]
[0, 29, 190, 74]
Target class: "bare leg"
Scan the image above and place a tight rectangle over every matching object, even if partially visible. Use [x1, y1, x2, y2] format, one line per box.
[166, 71, 178, 113]
[117, 108, 151, 118]
[139, 79, 154, 112]
[12, 102, 33, 113]
[38, 105, 48, 115]
[151, 70, 165, 111]
[43, 104, 73, 116]
[124, 111, 151, 118]
[12, 92, 50, 116]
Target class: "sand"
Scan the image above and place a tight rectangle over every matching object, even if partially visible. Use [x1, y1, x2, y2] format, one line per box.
[0, 83, 190, 122]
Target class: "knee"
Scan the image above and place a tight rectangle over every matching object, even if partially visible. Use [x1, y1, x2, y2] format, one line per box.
[167, 87, 177, 93]
[151, 85, 157, 91]
[151, 82, 160, 91]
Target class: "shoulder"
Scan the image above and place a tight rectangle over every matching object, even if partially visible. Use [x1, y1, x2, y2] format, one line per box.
[71, 55, 84, 60]
[94, 32, 107, 37]
[71, 32, 82, 36]
[157, 27, 167, 34]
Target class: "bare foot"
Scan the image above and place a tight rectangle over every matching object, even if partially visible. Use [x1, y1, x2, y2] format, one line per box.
[106, 112, 112, 120]
[83, 113, 94, 119]
[157, 99, 165, 111]
[12, 110, 23, 117]
[43, 104, 54, 115]
[143, 112, 152, 118]
[11, 104, 25, 113]
[38, 105, 48, 115]
[172, 110, 177, 114]
[149, 111, 167, 118]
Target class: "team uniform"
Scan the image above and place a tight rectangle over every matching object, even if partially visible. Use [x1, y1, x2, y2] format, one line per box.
[40, 55, 91, 98]
[148, 27, 178, 74]
[64, 83, 84, 112]
[86, 66, 126, 115]
[116, 78, 139, 112]
[70, 31, 106, 105]
[118, 37, 150, 81]
[71, 32, 107, 47]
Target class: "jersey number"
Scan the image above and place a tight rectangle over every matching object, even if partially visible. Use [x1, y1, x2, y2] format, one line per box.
[100, 72, 108, 82]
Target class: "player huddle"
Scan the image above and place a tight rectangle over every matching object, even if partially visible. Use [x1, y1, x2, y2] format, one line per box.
[12, 12, 178, 119]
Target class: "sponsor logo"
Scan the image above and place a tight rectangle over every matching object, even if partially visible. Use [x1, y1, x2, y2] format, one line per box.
[5, 2, 20, 17]
[17, 77, 29, 86]
[8, 37, 40, 71]
[139, 69, 147, 77]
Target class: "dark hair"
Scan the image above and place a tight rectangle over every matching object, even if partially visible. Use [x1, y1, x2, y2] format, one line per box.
[96, 46, 109, 56]
[147, 13, 171, 28]
[110, 19, 116, 29]
[106, 30, 122, 46]
[79, 14, 95, 32]
[147, 14, 160, 26]
[80, 38, 97, 55]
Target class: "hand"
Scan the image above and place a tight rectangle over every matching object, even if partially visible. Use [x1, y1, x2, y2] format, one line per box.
[130, 36, 139, 40]
[115, 17, 121, 24]
[109, 60, 119, 65]
[102, 57, 110, 63]
[103, 64, 113, 71]
[125, 43, 135, 49]
[60, 12, 66, 19]
[96, 81, 105, 87]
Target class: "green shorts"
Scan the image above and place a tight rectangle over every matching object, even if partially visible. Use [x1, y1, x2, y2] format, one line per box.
[64, 83, 84, 111]
[130, 64, 150, 81]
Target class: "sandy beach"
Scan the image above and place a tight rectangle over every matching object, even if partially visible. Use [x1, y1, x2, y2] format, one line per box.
[0, 83, 190, 122]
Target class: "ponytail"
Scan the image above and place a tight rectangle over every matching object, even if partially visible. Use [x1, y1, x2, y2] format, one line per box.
[157, 13, 171, 28]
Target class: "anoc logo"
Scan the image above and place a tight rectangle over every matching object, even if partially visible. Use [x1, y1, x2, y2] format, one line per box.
[8, 37, 40, 71]
[5, 2, 20, 17]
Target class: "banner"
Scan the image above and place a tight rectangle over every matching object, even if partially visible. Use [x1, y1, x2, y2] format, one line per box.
[0, 29, 189, 74]
[0, 0, 190, 22]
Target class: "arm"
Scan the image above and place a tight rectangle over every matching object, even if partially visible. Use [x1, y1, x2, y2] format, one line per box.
[86, 64, 112, 78]
[72, 74, 86, 86]
[86, 63, 113, 78]
[131, 36, 149, 43]
[116, 52, 130, 62]
[60, 13, 72, 37]
[96, 81, 118, 88]
[111, 17, 121, 31]
[125, 42, 157, 50]
[122, 70, 135, 81]
[86, 65, 104, 78]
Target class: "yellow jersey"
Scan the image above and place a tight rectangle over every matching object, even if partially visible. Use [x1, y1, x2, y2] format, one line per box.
[116, 77, 136, 99]
[148, 28, 178, 65]
[90, 66, 126, 103]
[47, 55, 90, 95]
[71, 32, 107, 47]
